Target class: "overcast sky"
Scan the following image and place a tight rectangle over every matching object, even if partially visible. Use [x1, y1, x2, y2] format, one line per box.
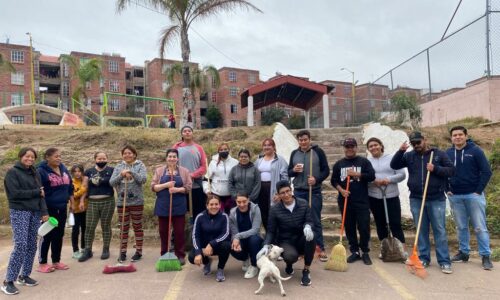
[0, 0, 491, 88]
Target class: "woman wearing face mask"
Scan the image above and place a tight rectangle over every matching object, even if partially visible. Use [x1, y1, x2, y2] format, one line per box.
[228, 149, 261, 204]
[203, 143, 238, 214]
[78, 152, 115, 262]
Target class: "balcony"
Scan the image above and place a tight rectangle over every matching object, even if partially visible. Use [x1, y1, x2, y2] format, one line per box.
[39, 74, 61, 85]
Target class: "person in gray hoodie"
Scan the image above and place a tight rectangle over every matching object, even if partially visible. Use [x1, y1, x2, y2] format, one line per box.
[228, 149, 261, 203]
[110, 145, 147, 263]
[366, 137, 406, 250]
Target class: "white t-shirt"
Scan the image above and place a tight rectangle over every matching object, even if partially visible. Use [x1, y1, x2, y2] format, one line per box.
[284, 201, 296, 213]
[258, 159, 272, 182]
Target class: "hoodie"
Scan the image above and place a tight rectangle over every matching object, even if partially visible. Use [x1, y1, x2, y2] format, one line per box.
[110, 160, 147, 206]
[37, 161, 73, 210]
[203, 153, 239, 196]
[446, 140, 492, 195]
[368, 153, 406, 199]
[288, 144, 329, 191]
[228, 162, 261, 203]
[229, 202, 262, 241]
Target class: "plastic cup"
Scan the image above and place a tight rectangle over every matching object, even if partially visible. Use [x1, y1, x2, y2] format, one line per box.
[38, 217, 59, 236]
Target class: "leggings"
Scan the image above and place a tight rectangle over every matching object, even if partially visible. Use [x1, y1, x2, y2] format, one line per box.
[84, 197, 115, 250]
[188, 240, 231, 270]
[39, 207, 66, 264]
[117, 205, 144, 254]
[71, 212, 86, 252]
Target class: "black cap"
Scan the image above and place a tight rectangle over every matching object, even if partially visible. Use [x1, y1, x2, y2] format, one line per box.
[180, 125, 193, 133]
[342, 138, 357, 147]
[409, 131, 424, 142]
[276, 180, 291, 193]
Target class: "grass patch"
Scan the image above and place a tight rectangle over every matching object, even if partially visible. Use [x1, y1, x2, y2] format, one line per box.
[491, 248, 500, 262]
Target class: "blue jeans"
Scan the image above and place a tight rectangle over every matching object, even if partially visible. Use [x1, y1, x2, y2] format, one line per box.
[294, 189, 324, 250]
[449, 193, 490, 256]
[410, 198, 451, 265]
[230, 235, 263, 267]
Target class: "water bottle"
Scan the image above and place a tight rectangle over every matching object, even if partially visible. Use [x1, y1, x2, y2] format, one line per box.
[38, 217, 59, 236]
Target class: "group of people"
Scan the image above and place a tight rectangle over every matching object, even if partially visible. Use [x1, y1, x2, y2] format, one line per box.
[1, 125, 494, 295]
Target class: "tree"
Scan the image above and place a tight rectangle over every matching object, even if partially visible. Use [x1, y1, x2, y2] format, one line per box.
[206, 104, 222, 128]
[0, 53, 15, 73]
[287, 114, 305, 129]
[59, 55, 102, 105]
[261, 107, 286, 126]
[390, 93, 422, 128]
[117, 0, 262, 128]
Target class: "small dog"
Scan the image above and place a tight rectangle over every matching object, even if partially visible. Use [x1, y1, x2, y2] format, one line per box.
[255, 244, 292, 296]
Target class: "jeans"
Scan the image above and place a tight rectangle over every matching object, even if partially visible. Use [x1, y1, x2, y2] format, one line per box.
[449, 193, 490, 256]
[410, 198, 450, 265]
[230, 235, 263, 267]
[294, 189, 325, 250]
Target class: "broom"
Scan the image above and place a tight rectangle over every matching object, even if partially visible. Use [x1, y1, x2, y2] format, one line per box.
[379, 186, 405, 262]
[406, 151, 434, 279]
[103, 179, 136, 274]
[156, 171, 182, 272]
[325, 176, 350, 271]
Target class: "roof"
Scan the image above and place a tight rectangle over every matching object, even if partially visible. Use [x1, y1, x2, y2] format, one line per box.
[39, 55, 59, 63]
[241, 75, 333, 110]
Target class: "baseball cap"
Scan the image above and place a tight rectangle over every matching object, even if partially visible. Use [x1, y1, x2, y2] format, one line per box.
[342, 138, 358, 147]
[409, 131, 424, 142]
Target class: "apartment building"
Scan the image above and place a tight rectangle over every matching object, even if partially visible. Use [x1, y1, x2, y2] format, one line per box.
[355, 83, 390, 123]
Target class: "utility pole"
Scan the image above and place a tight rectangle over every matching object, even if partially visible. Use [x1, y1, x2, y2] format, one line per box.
[486, 0, 491, 77]
[341, 67, 356, 123]
[26, 32, 36, 124]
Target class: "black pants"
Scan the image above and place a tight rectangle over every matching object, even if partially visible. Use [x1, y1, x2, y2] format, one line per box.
[189, 187, 206, 220]
[40, 207, 66, 264]
[231, 235, 263, 267]
[258, 181, 271, 230]
[188, 240, 231, 269]
[339, 201, 371, 254]
[71, 211, 86, 252]
[280, 236, 315, 267]
[369, 196, 405, 243]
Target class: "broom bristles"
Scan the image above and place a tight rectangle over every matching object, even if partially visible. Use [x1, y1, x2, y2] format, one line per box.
[325, 243, 347, 272]
[155, 252, 182, 272]
[103, 263, 137, 274]
[406, 249, 427, 279]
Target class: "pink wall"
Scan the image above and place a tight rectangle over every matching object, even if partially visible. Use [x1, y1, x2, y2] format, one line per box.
[421, 77, 500, 127]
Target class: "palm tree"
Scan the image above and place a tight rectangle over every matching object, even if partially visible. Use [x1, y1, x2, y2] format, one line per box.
[59, 55, 102, 108]
[117, 0, 261, 127]
[0, 53, 15, 73]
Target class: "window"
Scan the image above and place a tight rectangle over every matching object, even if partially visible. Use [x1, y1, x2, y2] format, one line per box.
[230, 104, 238, 114]
[62, 82, 70, 97]
[62, 63, 69, 77]
[109, 60, 119, 73]
[109, 80, 119, 92]
[331, 97, 336, 106]
[109, 99, 120, 111]
[211, 77, 218, 88]
[344, 85, 351, 95]
[11, 72, 24, 85]
[162, 64, 171, 74]
[163, 102, 172, 111]
[229, 87, 238, 97]
[345, 111, 352, 121]
[162, 81, 169, 92]
[370, 99, 375, 108]
[231, 120, 239, 127]
[11, 50, 24, 63]
[228, 71, 237, 82]
[382, 88, 387, 97]
[211, 91, 217, 102]
[331, 111, 337, 121]
[86, 81, 92, 90]
[248, 73, 256, 84]
[11, 93, 23, 106]
[11, 116, 25, 124]
[80, 58, 90, 66]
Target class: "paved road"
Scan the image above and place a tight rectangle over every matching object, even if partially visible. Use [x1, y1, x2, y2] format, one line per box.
[0, 240, 498, 300]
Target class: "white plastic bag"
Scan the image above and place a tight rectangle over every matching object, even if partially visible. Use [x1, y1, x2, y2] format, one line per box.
[68, 212, 75, 226]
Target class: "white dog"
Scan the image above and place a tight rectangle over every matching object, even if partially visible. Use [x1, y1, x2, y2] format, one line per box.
[255, 244, 292, 296]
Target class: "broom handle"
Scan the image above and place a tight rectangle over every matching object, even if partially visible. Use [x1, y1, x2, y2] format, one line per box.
[413, 151, 434, 248]
[380, 186, 393, 238]
[308, 150, 313, 208]
[120, 180, 128, 256]
[339, 176, 350, 242]
[167, 171, 173, 252]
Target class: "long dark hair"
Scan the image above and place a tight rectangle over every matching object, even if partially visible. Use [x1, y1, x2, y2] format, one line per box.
[18, 147, 41, 187]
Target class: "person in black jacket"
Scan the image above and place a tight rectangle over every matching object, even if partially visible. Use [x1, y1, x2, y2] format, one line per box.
[2, 148, 48, 295]
[189, 196, 231, 282]
[257, 180, 315, 286]
[391, 131, 455, 274]
[331, 138, 376, 265]
[288, 129, 329, 261]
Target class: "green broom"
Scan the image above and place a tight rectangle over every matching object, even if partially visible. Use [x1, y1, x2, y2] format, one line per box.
[325, 176, 350, 272]
[156, 172, 182, 272]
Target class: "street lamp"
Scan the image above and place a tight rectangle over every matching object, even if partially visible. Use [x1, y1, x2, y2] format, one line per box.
[26, 32, 36, 124]
[341, 67, 356, 123]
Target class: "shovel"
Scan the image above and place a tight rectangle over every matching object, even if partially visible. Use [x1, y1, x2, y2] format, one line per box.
[379, 186, 406, 262]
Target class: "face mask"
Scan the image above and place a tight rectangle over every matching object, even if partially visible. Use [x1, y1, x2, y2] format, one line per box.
[219, 151, 229, 159]
[96, 162, 107, 168]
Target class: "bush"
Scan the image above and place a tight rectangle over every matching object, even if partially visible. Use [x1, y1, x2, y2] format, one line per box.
[486, 139, 500, 237]
[287, 114, 305, 129]
[1, 146, 21, 165]
[491, 248, 500, 262]
[261, 107, 286, 126]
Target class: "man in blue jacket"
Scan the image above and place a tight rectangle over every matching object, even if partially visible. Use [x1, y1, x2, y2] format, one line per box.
[391, 131, 455, 274]
[446, 126, 493, 270]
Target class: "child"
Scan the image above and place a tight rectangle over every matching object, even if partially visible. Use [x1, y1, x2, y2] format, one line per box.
[71, 164, 87, 259]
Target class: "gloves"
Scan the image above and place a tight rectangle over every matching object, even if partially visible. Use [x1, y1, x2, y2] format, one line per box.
[304, 225, 314, 242]
[256, 244, 270, 260]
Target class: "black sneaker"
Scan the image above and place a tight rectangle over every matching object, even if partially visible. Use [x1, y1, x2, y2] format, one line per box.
[131, 252, 142, 262]
[118, 253, 127, 263]
[451, 250, 469, 263]
[300, 269, 311, 286]
[347, 252, 361, 263]
[16, 275, 38, 286]
[421, 261, 430, 268]
[78, 249, 93, 262]
[482, 255, 493, 270]
[1, 281, 19, 295]
[362, 253, 372, 265]
[101, 248, 110, 260]
[285, 264, 294, 275]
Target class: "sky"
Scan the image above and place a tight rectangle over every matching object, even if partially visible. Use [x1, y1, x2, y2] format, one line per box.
[0, 0, 491, 88]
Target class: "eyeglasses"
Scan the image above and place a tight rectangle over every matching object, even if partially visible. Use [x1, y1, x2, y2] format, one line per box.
[279, 189, 292, 195]
[410, 140, 422, 146]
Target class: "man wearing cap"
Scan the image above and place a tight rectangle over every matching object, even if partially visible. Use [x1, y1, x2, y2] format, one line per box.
[257, 180, 315, 286]
[391, 131, 455, 274]
[173, 125, 207, 219]
[288, 129, 329, 261]
[331, 138, 376, 265]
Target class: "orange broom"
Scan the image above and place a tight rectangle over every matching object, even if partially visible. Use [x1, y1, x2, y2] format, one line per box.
[406, 151, 434, 279]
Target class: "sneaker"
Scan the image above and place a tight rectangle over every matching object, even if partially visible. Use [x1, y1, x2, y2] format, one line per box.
[118, 253, 126, 263]
[216, 269, 225, 282]
[72, 251, 82, 259]
[318, 251, 328, 262]
[347, 252, 361, 263]
[362, 253, 372, 265]
[131, 252, 142, 262]
[378, 252, 383, 260]
[101, 247, 110, 260]
[244, 266, 259, 279]
[179, 257, 186, 266]
[421, 261, 430, 268]
[242, 259, 250, 272]
[301, 269, 311, 286]
[441, 264, 453, 274]
[482, 255, 494, 270]
[52, 262, 69, 270]
[36, 264, 55, 273]
[16, 276, 38, 287]
[1, 281, 19, 295]
[203, 258, 212, 275]
[451, 250, 469, 263]
[285, 264, 294, 275]
[78, 249, 93, 262]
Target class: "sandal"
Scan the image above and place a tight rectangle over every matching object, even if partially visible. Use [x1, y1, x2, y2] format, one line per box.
[36, 264, 55, 273]
[52, 262, 69, 270]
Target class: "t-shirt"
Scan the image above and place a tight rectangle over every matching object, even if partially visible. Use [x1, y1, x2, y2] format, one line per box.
[236, 209, 252, 233]
[85, 166, 114, 197]
[258, 159, 272, 182]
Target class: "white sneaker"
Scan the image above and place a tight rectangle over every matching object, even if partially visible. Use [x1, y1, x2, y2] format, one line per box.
[242, 259, 250, 272]
[244, 266, 259, 279]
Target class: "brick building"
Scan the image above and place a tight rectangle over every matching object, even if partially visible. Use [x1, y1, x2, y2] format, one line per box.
[355, 83, 390, 123]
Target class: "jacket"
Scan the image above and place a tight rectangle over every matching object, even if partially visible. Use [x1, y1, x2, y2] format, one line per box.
[203, 153, 238, 196]
[151, 165, 192, 216]
[37, 161, 73, 210]
[228, 162, 261, 203]
[229, 202, 262, 241]
[255, 154, 289, 206]
[368, 153, 406, 199]
[446, 140, 492, 195]
[391, 148, 455, 201]
[4, 162, 48, 215]
[110, 160, 147, 206]
[71, 177, 88, 213]
[192, 210, 230, 256]
[288, 144, 329, 191]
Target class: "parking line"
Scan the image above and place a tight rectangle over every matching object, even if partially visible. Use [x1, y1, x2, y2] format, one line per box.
[371, 260, 416, 300]
[163, 269, 188, 300]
